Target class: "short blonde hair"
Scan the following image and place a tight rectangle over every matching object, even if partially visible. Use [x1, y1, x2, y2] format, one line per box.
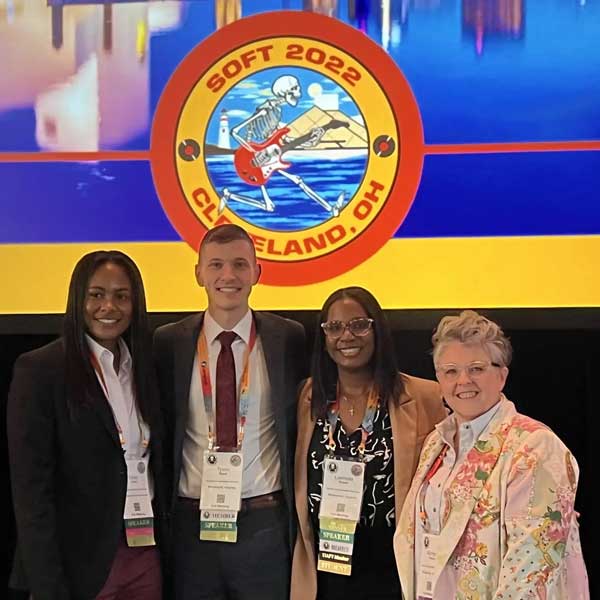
[432, 310, 512, 367]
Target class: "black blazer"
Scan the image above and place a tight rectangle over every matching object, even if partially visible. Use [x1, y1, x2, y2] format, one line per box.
[7, 338, 167, 600]
[153, 311, 307, 549]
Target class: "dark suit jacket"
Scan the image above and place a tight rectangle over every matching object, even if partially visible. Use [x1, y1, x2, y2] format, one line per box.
[7, 338, 167, 600]
[153, 311, 306, 549]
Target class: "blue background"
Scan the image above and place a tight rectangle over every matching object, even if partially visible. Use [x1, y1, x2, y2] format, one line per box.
[1, 0, 599, 242]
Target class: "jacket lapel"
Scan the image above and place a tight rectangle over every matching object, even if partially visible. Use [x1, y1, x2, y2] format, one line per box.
[89, 379, 122, 450]
[389, 386, 419, 520]
[173, 314, 203, 482]
[395, 431, 447, 598]
[255, 313, 287, 459]
[291, 379, 318, 599]
[426, 400, 516, 582]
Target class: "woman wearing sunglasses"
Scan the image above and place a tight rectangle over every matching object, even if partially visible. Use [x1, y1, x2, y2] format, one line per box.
[291, 287, 447, 600]
[394, 310, 589, 599]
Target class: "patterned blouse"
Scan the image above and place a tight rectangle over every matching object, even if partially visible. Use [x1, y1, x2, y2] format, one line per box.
[307, 402, 395, 531]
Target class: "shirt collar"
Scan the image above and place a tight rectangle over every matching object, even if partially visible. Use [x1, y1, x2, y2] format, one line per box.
[86, 334, 132, 372]
[436, 396, 504, 448]
[203, 309, 252, 346]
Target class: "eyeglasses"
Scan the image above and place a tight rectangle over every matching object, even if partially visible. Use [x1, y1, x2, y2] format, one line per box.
[321, 317, 374, 339]
[435, 361, 501, 382]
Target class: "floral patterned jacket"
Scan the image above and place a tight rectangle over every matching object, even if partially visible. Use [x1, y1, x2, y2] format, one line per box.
[394, 398, 589, 599]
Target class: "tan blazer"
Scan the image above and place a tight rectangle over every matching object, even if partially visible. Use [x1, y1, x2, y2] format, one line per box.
[290, 373, 447, 600]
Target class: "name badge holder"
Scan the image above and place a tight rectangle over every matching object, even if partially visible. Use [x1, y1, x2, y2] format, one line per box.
[416, 444, 450, 598]
[197, 322, 256, 543]
[199, 450, 243, 542]
[317, 386, 378, 576]
[416, 531, 443, 600]
[124, 449, 156, 547]
[90, 352, 155, 547]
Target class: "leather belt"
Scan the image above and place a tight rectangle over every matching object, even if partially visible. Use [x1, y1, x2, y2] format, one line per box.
[241, 490, 284, 513]
[178, 490, 284, 513]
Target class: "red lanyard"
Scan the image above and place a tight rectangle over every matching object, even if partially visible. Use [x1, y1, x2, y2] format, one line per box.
[196, 319, 257, 450]
[418, 444, 449, 532]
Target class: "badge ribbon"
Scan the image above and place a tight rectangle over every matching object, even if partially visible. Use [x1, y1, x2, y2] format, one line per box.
[196, 319, 257, 542]
[317, 386, 379, 575]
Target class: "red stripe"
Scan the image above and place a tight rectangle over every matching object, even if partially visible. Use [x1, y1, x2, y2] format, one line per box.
[424, 140, 600, 155]
[0, 141, 598, 164]
[126, 527, 154, 536]
[0, 151, 150, 163]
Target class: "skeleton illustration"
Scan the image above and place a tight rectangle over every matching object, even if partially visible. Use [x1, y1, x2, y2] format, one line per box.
[219, 75, 346, 216]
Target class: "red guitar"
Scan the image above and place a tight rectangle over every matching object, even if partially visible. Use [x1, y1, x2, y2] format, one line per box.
[233, 119, 349, 186]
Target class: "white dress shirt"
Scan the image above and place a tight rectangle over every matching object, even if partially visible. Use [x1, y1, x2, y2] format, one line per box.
[179, 310, 282, 500]
[86, 335, 149, 460]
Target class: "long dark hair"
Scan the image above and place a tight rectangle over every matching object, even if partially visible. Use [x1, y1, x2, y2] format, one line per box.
[310, 286, 403, 418]
[63, 251, 156, 424]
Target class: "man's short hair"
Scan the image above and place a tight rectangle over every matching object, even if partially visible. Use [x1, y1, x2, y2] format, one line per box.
[199, 224, 256, 258]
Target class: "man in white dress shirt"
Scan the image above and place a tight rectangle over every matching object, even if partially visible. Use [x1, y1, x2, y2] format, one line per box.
[154, 224, 306, 599]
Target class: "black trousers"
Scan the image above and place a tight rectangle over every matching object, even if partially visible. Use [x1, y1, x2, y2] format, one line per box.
[172, 498, 290, 600]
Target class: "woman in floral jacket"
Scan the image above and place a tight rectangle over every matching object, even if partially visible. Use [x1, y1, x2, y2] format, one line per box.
[394, 310, 589, 600]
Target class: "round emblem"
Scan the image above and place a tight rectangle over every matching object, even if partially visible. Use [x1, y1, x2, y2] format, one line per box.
[137, 461, 146, 474]
[327, 461, 337, 473]
[351, 464, 363, 477]
[207, 454, 217, 465]
[230, 454, 242, 467]
[178, 138, 201, 162]
[151, 12, 424, 285]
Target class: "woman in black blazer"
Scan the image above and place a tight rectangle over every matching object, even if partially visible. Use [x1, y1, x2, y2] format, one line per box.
[8, 250, 165, 600]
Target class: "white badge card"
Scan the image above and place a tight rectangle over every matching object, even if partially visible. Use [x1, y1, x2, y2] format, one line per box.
[416, 533, 443, 599]
[319, 457, 365, 522]
[200, 451, 244, 511]
[123, 455, 155, 546]
[199, 451, 243, 543]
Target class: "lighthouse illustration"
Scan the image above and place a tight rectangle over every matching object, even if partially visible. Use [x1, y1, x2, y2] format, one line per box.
[217, 109, 230, 149]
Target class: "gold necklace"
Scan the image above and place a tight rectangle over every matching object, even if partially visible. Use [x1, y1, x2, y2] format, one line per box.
[342, 395, 355, 416]
[339, 383, 372, 418]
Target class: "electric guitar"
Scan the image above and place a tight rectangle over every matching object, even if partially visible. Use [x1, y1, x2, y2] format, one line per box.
[233, 119, 349, 186]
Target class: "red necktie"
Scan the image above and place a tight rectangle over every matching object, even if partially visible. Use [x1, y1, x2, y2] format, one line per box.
[216, 331, 238, 449]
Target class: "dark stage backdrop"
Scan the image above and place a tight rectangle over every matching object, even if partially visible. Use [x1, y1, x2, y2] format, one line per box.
[2, 309, 598, 598]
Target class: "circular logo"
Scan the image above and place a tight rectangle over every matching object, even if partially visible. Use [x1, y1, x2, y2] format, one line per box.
[230, 454, 242, 467]
[137, 461, 146, 474]
[351, 463, 363, 477]
[207, 454, 217, 465]
[151, 12, 424, 285]
[327, 461, 338, 473]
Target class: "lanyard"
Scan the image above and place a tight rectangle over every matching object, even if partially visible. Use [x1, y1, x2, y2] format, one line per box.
[326, 384, 379, 458]
[197, 319, 257, 451]
[418, 444, 449, 533]
[89, 351, 149, 453]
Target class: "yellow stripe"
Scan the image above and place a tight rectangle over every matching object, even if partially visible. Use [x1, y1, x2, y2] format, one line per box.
[1, 235, 599, 313]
